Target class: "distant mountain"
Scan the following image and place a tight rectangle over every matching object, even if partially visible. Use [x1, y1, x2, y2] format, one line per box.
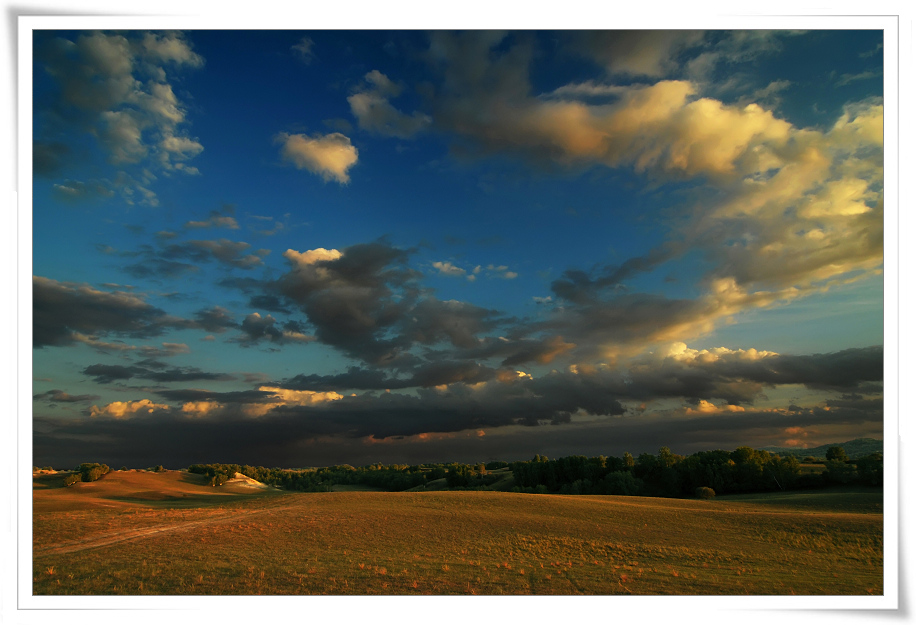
[759, 438, 883, 459]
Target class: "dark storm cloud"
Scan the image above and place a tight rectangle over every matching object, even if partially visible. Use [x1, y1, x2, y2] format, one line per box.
[82, 363, 235, 384]
[33, 276, 189, 348]
[277, 241, 422, 366]
[32, 392, 884, 469]
[712, 346, 884, 392]
[33, 389, 101, 403]
[154, 388, 274, 404]
[280, 367, 407, 392]
[406, 298, 505, 349]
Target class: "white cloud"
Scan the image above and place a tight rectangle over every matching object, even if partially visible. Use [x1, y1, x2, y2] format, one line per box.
[275, 132, 359, 184]
[432, 261, 466, 277]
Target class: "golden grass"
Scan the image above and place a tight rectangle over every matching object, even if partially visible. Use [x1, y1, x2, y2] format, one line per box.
[33, 472, 882, 595]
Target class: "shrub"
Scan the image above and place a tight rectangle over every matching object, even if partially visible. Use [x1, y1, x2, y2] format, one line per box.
[695, 486, 716, 499]
[63, 473, 81, 486]
[210, 473, 229, 487]
[78, 463, 110, 482]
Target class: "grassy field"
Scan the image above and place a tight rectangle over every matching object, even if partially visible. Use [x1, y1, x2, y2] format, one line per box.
[32, 470, 883, 595]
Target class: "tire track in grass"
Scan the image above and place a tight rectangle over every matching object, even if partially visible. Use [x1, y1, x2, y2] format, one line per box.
[34, 503, 299, 557]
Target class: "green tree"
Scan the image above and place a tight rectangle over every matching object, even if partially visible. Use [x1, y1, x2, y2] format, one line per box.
[826, 446, 848, 463]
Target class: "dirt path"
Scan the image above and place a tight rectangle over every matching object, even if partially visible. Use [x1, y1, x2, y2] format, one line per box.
[34, 503, 298, 557]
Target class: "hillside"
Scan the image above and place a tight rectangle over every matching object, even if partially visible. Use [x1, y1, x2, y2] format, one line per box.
[33, 471, 882, 595]
[759, 437, 882, 459]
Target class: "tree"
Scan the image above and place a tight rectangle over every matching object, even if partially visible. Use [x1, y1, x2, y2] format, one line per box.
[856, 452, 883, 486]
[825, 446, 848, 463]
[78, 463, 110, 482]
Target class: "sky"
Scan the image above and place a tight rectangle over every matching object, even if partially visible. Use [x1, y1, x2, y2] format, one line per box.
[29, 28, 887, 469]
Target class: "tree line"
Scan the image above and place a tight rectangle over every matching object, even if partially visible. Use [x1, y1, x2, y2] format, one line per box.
[509, 446, 883, 497]
[54, 445, 881, 499]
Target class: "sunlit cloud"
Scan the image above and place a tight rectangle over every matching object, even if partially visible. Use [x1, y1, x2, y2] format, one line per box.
[89, 398, 169, 419]
[275, 131, 359, 184]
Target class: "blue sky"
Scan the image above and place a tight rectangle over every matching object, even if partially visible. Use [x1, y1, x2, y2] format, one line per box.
[31, 28, 886, 468]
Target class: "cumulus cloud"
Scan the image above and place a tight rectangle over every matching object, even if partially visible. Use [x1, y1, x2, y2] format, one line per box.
[275, 131, 358, 184]
[276, 242, 420, 365]
[35, 30, 205, 181]
[89, 398, 169, 419]
[347, 70, 431, 138]
[418, 33, 882, 336]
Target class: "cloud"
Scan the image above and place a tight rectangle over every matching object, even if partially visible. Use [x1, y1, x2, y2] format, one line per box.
[275, 132, 358, 184]
[122, 233, 269, 278]
[235, 312, 315, 346]
[193, 306, 236, 333]
[35, 31, 205, 179]
[82, 362, 235, 384]
[184, 207, 240, 230]
[34, 389, 882, 468]
[33, 389, 101, 403]
[432, 261, 466, 277]
[407, 298, 504, 350]
[277, 242, 419, 365]
[89, 399, 169, 419]
[33, 276, 189, 348]
[572, 31, 705, 77]
[291, 37, 315, 64]
[139, 31, 204, 67]
[50, 179, 116, 202]
[33, 141, 70, 177]
[347, 70, 431, 138]
[186, 239, 267, 269]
